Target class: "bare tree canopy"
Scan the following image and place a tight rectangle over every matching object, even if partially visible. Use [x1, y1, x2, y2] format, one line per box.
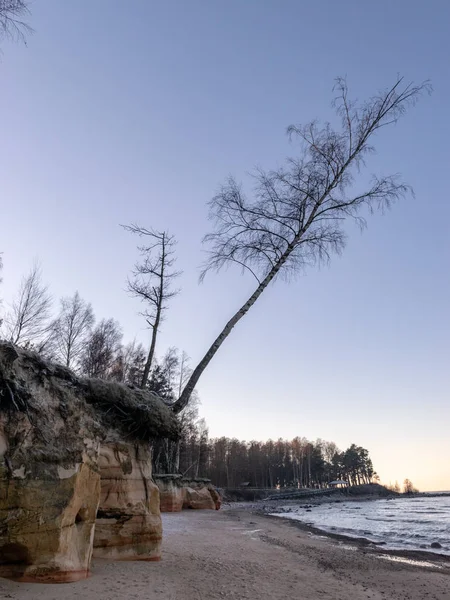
[172, 76, 431, 413]
[80, 318, 123, 379]
[0, 0, 32, 43]
[124, 224, 182, 388]
[5, 263, 52, 347]
[52, 291, 95, 369]
[109, 339, 147, 386]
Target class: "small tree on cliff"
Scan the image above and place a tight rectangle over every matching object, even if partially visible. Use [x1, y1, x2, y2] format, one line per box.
[52, 291, 95, 369]
[80, 318, 123, 379]
[5, 263, 53, 348]
[124, 224, 181, 389]
[172, 76, 430, 413]
[109, 339, 147, 385]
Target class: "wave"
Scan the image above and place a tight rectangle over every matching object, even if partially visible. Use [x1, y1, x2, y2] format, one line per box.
[278, 496, 450, 555]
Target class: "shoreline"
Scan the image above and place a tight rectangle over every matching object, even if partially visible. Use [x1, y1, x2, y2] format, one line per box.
[231, 492, 450, 563]
[1, 507, 450, 599]
[261, 511, 450, 567]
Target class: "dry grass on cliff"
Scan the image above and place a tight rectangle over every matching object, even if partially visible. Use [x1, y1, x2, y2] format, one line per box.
[82, 378, 179, 442]
[0, 342, 179, 444]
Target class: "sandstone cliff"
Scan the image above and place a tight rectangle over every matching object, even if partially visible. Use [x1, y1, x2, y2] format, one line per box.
[0, 343, 178, 582]
[154, 475, 221, 512]
[93, 442, 162, 561]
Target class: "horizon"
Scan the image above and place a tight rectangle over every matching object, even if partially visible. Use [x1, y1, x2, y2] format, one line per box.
[1, 1, 449, 493]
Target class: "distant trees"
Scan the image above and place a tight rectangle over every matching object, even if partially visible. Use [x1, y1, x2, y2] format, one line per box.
[151, 348, 201, 474]
[403, 478, 419, 494]
[172, 77, 430, 413]
[52, 292, 94, 369]
[340, 444, 374, 486]
[4, 263, 52, 348]
[387, 481, 401, 494]
[109, 340, 146, 385]
[124, 224, 181, 389]
[162, 434, 376, 489]
[0, 0, 32, 43]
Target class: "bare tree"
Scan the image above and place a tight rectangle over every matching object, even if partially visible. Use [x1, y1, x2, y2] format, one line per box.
[0, 0, 32, 43]
[124, 224, 181, 388]
[80, 318, 123, 379]
[161, 346, 179, 388]
[109, 339, 147, 385]
[52, 291, 94, 369]
[172, 77, 431, 413]
[5, 263, 52, 347]
[153, 347, 201, 473]
[403, 478, 418, 494]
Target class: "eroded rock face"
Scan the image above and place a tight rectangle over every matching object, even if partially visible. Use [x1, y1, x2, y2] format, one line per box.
[158, 478, 185, 512]
[155, 475, 221, 512]
[183, 486, 216, 510]
[0, 343, 178, 582]
[93, 442, 162, 561]
[0, 417, 101, 582]
[208, 487, 222, 511]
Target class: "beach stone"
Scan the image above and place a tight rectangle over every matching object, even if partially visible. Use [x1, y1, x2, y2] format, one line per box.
[431, 542, 442, 549]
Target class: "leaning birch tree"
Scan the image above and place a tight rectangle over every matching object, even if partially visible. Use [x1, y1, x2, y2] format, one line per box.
[0, 0, 32, 43]
[172, 76, 431, 413]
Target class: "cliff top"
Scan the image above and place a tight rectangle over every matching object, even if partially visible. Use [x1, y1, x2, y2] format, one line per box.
[0, 342, 179, 448]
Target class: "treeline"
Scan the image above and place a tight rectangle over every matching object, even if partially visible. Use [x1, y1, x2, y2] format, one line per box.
[176, 436, 376, 489]
[145, 359, 376, 488]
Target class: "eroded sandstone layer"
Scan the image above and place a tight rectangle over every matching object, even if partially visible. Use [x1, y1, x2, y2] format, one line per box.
[155, 475, 221, 512]
[0, 343, 177, 582]
[93, 442, 162, 561]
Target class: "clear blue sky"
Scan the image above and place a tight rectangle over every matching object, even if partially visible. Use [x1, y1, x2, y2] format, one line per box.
[1, 1, 449, 490]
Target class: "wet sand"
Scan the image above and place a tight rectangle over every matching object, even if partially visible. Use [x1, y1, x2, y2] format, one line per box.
[1, 507, 449, 599]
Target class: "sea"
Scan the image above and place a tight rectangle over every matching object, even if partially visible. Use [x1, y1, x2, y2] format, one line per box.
[271, 494, 450, 555]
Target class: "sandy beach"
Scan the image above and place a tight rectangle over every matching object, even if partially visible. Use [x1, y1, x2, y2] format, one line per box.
[1, 506, 449, 600]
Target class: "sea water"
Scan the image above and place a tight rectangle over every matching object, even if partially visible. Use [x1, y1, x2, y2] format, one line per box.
[272, 495, 450, 554]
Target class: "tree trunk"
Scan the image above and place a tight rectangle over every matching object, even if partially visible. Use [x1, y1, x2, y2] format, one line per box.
[172, 241, 296, 413]
[174, 440, 180, 473]
[140, 233, 166, 389]
[140, 317, 159, 388]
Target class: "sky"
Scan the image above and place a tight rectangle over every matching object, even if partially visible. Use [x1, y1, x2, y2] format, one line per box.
[1, 0, 449, 491]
